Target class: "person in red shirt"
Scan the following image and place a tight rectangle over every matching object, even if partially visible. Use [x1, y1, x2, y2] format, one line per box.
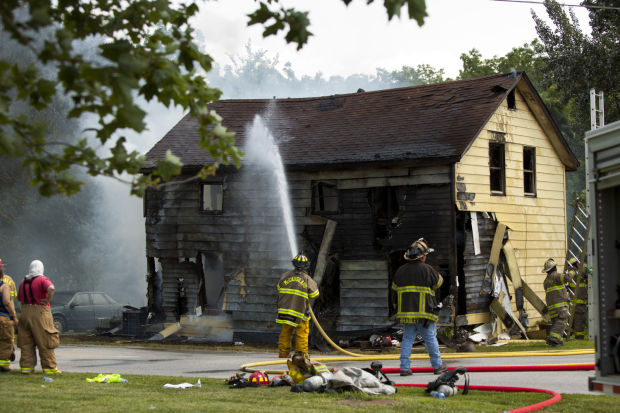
[17, 260, 60, 374]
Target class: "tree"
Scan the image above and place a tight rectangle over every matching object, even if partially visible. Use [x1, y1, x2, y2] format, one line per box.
[0, 0, 428, 197]
[532, 0, 620, 130]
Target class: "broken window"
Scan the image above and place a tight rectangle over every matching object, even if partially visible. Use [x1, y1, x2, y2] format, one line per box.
[201, 183, 223, 212]
[523, 146, 536, 197]
[312, 181, 339, 214]
[368, 187, 401, 243]
[507, 89, 516, 110]
[489, 139, 506, 195]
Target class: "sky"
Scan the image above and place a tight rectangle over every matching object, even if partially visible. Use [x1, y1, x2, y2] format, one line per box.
[194, 0, 591, 80]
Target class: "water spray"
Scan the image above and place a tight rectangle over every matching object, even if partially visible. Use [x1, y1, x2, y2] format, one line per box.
[244, 114, 298, 258]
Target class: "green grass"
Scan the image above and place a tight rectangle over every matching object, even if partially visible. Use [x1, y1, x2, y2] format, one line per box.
[1, 371, 616, 413]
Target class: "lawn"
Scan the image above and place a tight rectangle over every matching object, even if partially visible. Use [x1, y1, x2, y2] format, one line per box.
[1, 371, 617, 413]
[7, 335, 605, 412]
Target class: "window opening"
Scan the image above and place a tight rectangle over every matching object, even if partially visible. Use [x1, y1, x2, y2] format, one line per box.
[312, 181, 339, 213]
[201, 183, 223, 212]
[369, 186, 401, 244]
[507, 89, 516, 110]
[489, 140, 506, 195]
[523, 146, 536, 196]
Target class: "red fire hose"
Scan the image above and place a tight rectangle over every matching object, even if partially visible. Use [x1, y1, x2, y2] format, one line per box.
[383, 364, 593, 412]
[393, 382, 561, 413]
[381, 363, 594, 374]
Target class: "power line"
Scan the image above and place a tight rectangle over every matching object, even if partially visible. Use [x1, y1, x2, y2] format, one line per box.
[491, 0, 620, 11]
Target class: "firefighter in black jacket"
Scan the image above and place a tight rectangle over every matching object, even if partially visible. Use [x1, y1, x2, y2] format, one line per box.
[392, 238, 447, 376]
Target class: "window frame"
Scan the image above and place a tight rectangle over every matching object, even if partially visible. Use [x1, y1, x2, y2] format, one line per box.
[489, 139, 506, 196]
[200, 182, 224, 214]
[311, 180, 339, 214]
[523, 146, 537, 197]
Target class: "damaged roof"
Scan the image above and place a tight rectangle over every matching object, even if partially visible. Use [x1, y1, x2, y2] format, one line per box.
[144, 72, 578, 171]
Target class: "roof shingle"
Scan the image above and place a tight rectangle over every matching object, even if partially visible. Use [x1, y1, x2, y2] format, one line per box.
[144, 72, 571, 170]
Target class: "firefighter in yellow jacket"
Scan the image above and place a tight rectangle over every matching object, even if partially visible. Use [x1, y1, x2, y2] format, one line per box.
[0, 275, 18, 371]
[276, 253, 319, 358]
[542, 258, 574, 346]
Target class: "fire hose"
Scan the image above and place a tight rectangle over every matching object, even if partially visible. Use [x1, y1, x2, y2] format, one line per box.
[240, 307, 594, 412]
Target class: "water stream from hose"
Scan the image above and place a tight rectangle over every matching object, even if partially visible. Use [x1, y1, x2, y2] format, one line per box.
[244, 114, 298, 258]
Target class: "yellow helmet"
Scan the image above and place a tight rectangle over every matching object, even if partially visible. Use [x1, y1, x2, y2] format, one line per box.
[404, 238, 434, 261]
[541, 258, 557, 273]
[567, 257, 579, 267]
[292, 253, 310, 270]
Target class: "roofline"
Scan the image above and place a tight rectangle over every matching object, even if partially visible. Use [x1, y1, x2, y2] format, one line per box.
[140, 157, 459, 176]
[515, 72, 579, 171]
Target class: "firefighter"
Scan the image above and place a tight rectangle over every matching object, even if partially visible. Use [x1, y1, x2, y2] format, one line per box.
[568, 258, 591, 339]
[0, 259, 17, 305]
[542, 258, 574, 346]
[0, 275, 18, 371]
[392, 238, 447, 376]
[17, 260, 60, 374]
[276, 253, 319, 358]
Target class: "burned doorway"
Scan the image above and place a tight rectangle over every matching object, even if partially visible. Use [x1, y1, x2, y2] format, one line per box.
[146, 257, 164, 322]
[198, 252, 225, 312]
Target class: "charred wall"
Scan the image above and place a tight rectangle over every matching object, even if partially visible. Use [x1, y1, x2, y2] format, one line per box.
[144, 165, 456, 338]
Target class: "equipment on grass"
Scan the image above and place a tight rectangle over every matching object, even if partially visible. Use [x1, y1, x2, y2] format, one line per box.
[363, 361, 395, 386]
[249, 371, 269, 386]
[425, 366, 469, 396]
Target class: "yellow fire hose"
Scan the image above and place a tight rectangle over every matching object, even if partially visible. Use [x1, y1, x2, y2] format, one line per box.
[240, 307, 594, 374]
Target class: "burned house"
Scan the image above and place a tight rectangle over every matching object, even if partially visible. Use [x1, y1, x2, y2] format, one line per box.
[142, 72, 578, 342]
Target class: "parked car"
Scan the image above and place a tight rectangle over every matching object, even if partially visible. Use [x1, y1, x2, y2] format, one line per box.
[51, 291, 123, 332]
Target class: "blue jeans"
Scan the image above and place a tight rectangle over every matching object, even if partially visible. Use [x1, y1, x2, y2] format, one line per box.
[400, 320, 442, 372]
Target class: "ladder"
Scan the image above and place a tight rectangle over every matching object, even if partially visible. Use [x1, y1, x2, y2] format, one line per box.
[563, 196, 590, 336]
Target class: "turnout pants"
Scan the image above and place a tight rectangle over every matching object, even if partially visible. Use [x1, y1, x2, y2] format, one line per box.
[572, 304, 587, 338]
[17, 305, 60, 374]
[0, 316, 15, 371]
[278, 319, 310, 356]
[548, 307, 569, 344]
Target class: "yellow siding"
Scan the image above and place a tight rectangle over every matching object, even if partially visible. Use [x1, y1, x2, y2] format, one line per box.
[455, 89, 567, 326]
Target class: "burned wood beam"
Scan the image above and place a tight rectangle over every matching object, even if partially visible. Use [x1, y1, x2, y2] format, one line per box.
[312, 219, 337, 287]
[481, 222, 507, 295]
[503, 241, 547, 316]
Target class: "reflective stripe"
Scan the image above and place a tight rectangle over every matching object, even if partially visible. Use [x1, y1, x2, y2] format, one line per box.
[548, 302, 568, 310]
[21, 367, 33, 373]
[393, 285, 435, 295]
[545, 285, 566, 293]
[308, 290, 319, 299]
[0, 360, 9, 366]
[576, 299, 588, 305]
[278, 308, 306, 319]
[277, 287, 309, 300]
[43, 368, 60, 373]
[276, 318, 298, 327]
[549, 331, 562, 339]
[397, 314, 439, 322]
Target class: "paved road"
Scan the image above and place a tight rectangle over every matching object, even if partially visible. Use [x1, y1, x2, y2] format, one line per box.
[34, 345, 599, 395]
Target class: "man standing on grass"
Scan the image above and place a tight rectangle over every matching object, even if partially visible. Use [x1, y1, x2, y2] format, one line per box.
[17, 260, 60, 374]
[392, 238, 447, 376]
